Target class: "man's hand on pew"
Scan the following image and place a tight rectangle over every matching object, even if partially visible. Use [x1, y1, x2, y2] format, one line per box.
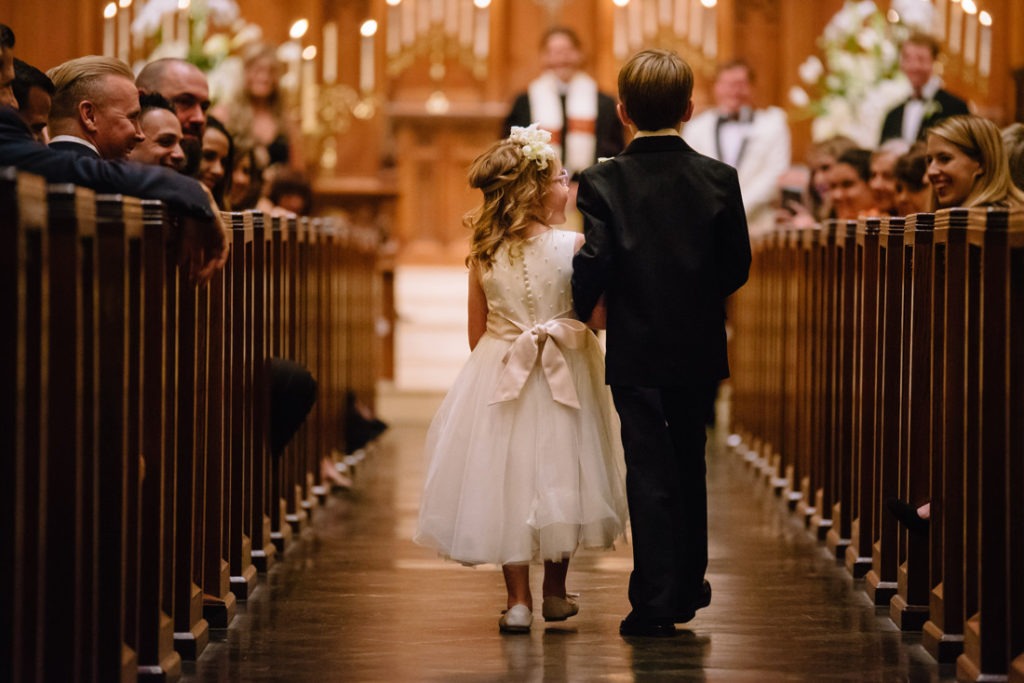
[180, 186, 230, 285]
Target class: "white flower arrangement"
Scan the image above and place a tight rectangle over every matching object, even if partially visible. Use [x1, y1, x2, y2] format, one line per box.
[130, 0, 261, 104]
[788, 0, 933, 147]
[509, 124, 556, 170]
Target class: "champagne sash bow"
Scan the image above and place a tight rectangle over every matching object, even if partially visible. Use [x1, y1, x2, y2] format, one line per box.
[489, 318, 590, 409]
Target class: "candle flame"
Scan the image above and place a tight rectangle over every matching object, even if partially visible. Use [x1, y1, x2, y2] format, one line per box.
[386, 0, 402, 5]
[979, 10, 992, 26]
[118, 0, 132, 7]
[360, 20, 378, 37]
[961, 0, 977, 13]
[177, 0, 190, 9]
[302, 45, 317, 61]
[612, 0, 630, 6]
[473, 0, 491, 7]
[700, 0, 716, 7]
[290, 18, 309, 40]
[104, 2, 117, 18]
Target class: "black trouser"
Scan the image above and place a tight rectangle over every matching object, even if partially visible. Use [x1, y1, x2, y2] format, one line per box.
[269, 358, 317, 457]
[611, 384, 710, 620]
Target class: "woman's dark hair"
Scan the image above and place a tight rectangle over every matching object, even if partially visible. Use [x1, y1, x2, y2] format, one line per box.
[203, 115, 234, 210]
[835, 148, 872, 182]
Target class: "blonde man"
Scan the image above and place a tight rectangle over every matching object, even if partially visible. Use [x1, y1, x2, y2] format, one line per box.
[47, 55, 143, 160]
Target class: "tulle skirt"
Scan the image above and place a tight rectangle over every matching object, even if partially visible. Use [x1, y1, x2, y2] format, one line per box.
[414, 332, 628, 566]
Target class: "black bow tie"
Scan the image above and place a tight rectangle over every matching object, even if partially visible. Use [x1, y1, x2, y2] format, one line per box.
[719, 113, 741, 124]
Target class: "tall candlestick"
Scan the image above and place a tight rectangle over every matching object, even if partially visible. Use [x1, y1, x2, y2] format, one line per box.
[360, 20, 377, 94]
[703, 4, 717, 59]
[978, 11, 992, 78]
[934, 0, 947, 41]
[459, 0, 473, 48]
[103, 3, 117, 58]
[118, 0, 132, 62]
[628, 0, 642, 50]
[643, 0, 657, 39]
[963, 10, 977, 66]
[402, 0, 415, 47]
[613, 5, 628, 60]
[688, 0, 702, 47]
[387, 4, 401, 56]
[301, 47, 317, 133]
[323, 22, 338, 84]
[949, 2, 962, 54]
[473, 3, 488, 60]
[133, 0, 146, 51]
[178, 0, 191, 49]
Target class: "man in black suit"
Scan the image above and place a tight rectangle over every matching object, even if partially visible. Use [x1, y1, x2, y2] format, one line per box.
[572, 49, 751, 638]
[880, 32, 969, 144]
[46, 56, 143, 160]
[12, 59, 54, 143]
[137, 58, 210, 175]
[0, 24, 15, 109]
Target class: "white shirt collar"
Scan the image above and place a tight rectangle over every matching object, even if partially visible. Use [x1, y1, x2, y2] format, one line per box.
[633, 127, 682, 139]
[49, 135, 100, 156]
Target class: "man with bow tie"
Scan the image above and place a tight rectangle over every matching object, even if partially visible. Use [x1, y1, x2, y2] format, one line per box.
[880, 32, 969, 145]
[684, 60, 790, 238]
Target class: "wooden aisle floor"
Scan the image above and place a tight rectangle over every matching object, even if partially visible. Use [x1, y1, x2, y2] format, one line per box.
[182, 391, 956, 683]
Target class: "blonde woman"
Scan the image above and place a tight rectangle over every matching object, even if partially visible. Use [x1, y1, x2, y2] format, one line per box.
[926, 114, 1024, 209]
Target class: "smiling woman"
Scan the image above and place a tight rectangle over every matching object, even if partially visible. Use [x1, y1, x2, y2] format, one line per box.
[925, 114, 1024, 209]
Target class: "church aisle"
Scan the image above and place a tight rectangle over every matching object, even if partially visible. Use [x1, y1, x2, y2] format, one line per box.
[182, 392, 955, 683]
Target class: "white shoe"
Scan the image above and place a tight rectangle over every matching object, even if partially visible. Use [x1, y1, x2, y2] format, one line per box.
[498, 604, 532, 633]
[542, 593, 579, 621]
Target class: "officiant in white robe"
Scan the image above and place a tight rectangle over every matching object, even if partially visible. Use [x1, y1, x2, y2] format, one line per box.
[503, 26, 623, 181]
[685, 60, 791, 237]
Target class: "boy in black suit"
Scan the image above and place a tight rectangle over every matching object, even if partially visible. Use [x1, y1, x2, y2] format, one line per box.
[572, 48, 751, 637]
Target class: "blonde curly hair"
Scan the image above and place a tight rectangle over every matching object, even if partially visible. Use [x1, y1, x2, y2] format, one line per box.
[464, 137, 560, 269]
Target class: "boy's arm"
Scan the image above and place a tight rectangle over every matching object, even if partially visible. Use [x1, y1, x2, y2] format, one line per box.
[716, 169, 753, 298]
[573, 232, 606, 328]
[571, 173, 613, 321]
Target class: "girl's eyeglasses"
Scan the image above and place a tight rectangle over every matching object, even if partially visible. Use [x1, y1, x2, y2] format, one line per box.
[554, 169, 570, 187]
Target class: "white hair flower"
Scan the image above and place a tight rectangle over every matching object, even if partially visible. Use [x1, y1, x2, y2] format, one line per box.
[509, 123, 556, 170]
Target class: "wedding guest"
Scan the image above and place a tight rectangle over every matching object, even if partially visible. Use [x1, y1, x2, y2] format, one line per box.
[685, 60, 791, 236]
[211, 43, 302, 171]
[880, 32, 969, 145]
[264, 167, 313, 216]
[46, 56, 144, 161]
[926, 114, 1024, 209]
[827, 148, 880, 220]
[129, 93, 185, 170]
[228, 142, 263, 211]
[869, 139, 910, 215]
[136, 58, 211, 175]
[806, 135, 857, 220]
[892, 143, 932, 216]
[1002, 122, 1024, 191]
[198, 115, 233, 210]
[12, 58, 53, 143]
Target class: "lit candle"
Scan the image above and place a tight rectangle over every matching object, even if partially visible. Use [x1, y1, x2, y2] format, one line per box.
[934, 0, 947, 41]
[133, 0, 146, 52]
[978, 11, 992, 78]
[103, 3, 117, 58]
[118, 0, 132, 62]
[963, 8, 977, 66]
[459, 0, 473, 48]
[688, 0, 702, 47]
[675, 0, 688, 37]
[386, 1, 401, 56]
[949, 0, 962, 54]
[444, 0, 459, 36]
[659, 0, 672, 25]
[702, 1, 717, 59]
[301, 46, 318, 133]
[613, 1, 629, 60]
[628, 0, 642, 50]
[178, 0, 190, 50]
[472, 0, 489, 60]
[323, 21, 338, 84]
[402, 0, 415, 48]
[360, 19, 377, 94]
[643, 0, 657, 38]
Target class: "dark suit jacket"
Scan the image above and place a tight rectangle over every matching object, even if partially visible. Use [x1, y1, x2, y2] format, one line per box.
[879, 88, 970, 143]
[49, 139, 101, 158]
[0, 107, 213, 219]
[571, 134, 752, 387]
[503, 90, 624, 166]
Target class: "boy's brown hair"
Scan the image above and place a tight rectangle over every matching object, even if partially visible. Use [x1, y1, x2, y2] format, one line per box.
[617, 49, 693, 132]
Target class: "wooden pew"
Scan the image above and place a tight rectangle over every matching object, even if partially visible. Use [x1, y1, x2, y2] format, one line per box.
[1, 169, 384, 680]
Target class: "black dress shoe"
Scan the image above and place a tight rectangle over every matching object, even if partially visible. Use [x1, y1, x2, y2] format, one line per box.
[674, 579, 712, 623]
[886, 498, 929, 538]
[619, 612, 678, 638]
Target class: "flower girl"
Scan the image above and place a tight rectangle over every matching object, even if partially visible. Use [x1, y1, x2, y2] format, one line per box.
[414, 124, 627, 633]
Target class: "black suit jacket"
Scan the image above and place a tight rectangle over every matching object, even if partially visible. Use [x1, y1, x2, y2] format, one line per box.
[571, 135, 752, 387]
[48, 139, 101, 158]
[503, 90, 624, 166]
[0, 107, 213, 219]
[879, 88, 970, 143]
